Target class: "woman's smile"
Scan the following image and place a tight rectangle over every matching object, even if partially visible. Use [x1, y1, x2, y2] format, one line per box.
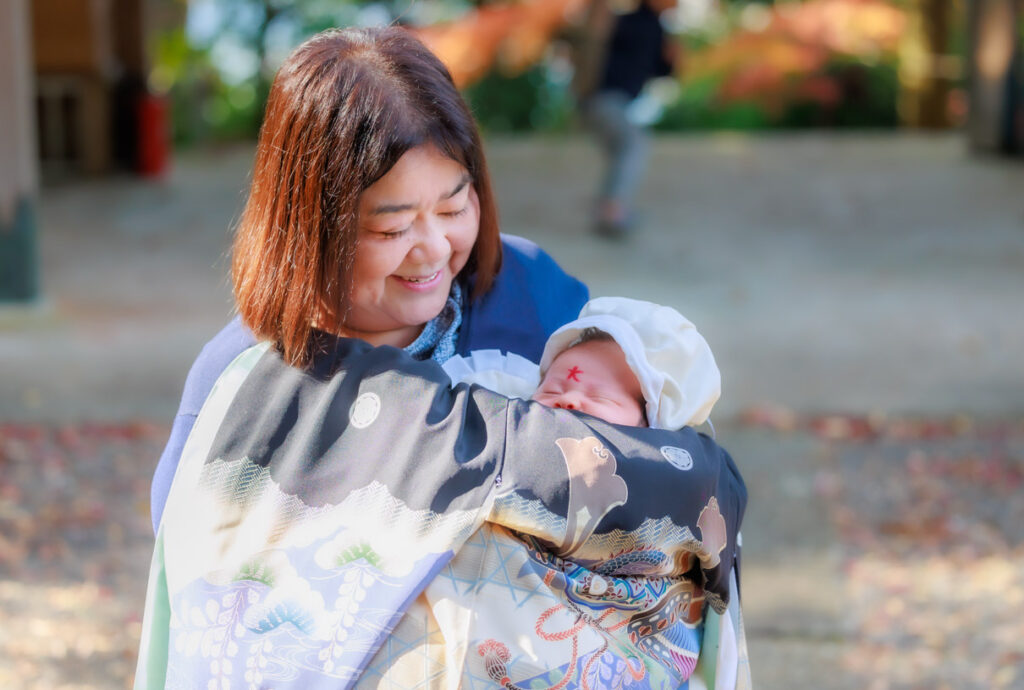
[395, 269, 443, 289]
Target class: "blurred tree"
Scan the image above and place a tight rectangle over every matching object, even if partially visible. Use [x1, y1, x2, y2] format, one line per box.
[656, 0, 910, 130]
[464, 64, 575, 132]
[154, 0, 376, 143]
[154, 0, 939, 140]
[899, 0, 957, 127]
[967, 0, 1023, 153]
[154, 0, 586, 142]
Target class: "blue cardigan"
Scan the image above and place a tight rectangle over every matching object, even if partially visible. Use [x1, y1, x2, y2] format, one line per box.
[150, 235, 589, 532]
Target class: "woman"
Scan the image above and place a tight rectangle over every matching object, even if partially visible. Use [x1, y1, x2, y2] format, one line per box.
[139, 27, 749, 689]
[149, 27, 588, 533]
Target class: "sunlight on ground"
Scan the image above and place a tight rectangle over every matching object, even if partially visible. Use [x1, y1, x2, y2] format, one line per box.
[0, 580, 142, 689]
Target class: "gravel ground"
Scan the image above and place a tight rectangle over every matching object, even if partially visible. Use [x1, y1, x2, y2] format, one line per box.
[827, 421, 1024, 690]
[0, 423, 164, 690]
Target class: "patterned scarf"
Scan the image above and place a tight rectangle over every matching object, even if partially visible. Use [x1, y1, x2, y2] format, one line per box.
[404, 281, 463, 363]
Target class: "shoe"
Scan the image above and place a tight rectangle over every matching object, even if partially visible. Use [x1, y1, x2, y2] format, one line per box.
[593, 200, 633, 239]
[594, 217, 631, 239]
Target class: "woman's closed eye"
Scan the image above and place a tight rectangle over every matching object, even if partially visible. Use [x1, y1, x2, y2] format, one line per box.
[370, 206, 466, 237]
[439, 206, 468, 219]
[374, 225, 411, 239]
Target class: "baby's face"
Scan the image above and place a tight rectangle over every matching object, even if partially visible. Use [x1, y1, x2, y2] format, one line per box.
[533, 339, 646, 426]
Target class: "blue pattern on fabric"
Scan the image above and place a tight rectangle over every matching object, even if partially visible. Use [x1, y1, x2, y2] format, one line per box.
[165, 543, 455, 688]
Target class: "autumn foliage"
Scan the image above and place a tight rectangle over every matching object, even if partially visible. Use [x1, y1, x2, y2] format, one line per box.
[411, 0, 588, 88]
[685, 0, 906, 116]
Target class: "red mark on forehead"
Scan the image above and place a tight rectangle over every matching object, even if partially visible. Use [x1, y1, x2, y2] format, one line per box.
[566, 366, 583, 382]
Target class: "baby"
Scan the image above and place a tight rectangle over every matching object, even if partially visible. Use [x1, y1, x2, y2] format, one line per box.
[441, 297, 740, 686]
[444, 296, 721, 430]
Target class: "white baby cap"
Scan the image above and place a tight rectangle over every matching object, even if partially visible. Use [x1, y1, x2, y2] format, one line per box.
[539, 297, 721, 429]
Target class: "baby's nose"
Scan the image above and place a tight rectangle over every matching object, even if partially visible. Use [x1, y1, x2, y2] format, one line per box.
[552, 391, 584, 411]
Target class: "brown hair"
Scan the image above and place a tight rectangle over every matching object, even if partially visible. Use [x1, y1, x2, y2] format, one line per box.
[231, 27, 502, 366]
[568, 326, 616, 349]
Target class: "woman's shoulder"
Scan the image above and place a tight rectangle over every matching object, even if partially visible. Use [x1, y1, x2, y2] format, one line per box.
[177, 315, 258, 417]
[460, 235, 589, 361]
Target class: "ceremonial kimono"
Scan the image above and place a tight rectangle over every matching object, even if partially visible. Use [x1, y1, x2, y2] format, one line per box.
[135, 336, 748, 689]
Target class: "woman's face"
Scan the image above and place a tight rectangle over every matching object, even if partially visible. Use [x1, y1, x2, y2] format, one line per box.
[346, 144, 480, 347]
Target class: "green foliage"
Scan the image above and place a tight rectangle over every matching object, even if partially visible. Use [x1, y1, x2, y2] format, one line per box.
[335, 543, 381, 568]
[152, 0, 375, 145]
[655, 77, 770, 131]
[234, 557, 278, 586]
[152, 27, 263, 144]
[783, 59, 899, 128]
[153, 0, 906, 142]
[654, 59, 899, 131]
[463, 65, 575, 134]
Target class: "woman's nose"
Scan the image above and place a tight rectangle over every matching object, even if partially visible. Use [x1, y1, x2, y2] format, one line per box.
[410, 218, 451, 263]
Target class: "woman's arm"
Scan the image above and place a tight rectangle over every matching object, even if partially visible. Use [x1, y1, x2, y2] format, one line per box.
[491, 400, 747, 612]
[150, 316, 255, 532]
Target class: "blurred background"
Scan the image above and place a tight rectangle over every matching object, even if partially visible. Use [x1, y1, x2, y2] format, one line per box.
[1, 0, 1023, 688]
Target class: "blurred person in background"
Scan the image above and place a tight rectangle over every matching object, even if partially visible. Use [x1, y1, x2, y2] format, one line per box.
[136, 26, 747, 689]
[574, 0, 681, 237]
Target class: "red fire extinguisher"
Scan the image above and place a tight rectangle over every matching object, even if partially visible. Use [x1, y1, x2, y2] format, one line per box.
[137, 92, 170, 177]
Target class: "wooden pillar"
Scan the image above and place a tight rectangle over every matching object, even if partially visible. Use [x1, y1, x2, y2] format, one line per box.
[898, 0, 956, 128]
[0, 0, 41, 302]
[112, 0, 147, 168]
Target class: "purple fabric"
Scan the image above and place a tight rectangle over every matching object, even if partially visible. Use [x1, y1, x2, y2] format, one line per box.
[150, 235, 589, 532]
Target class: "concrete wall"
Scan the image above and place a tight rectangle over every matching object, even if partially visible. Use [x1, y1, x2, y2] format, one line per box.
[0, 0, 40, 301]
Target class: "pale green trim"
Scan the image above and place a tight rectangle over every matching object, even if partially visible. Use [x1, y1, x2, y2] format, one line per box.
[134, 531, 169, 689]
[699, 608, 721, 689]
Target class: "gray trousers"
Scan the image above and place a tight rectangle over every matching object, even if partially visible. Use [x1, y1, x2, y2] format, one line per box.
[582, 90, 649, 212]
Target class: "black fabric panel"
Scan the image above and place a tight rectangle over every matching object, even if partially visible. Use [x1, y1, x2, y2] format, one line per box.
[206, 336, 507, 514]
